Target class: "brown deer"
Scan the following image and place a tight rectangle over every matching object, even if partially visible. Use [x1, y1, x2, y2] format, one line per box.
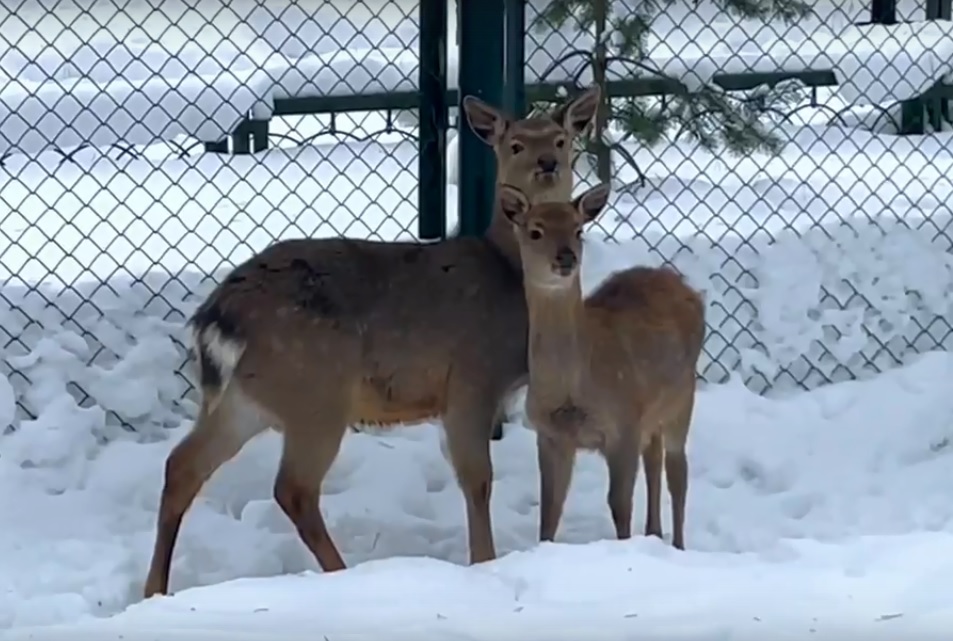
[142, 86, 601, 598]
[497, 182, 705, 550]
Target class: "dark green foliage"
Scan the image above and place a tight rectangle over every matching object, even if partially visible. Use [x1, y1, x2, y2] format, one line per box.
[533, 0, 813, 175]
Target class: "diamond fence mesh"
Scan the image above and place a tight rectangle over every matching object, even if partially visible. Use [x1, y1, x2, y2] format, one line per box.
[0, 0, 427, 432]
[525, 0, 953, 396]
[1, 0, 952, 436]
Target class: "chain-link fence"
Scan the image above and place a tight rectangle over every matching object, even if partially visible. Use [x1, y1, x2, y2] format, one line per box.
[0, 0, 432, 434]
[1, 0, 952, 435]
[520, 0, 953, 395]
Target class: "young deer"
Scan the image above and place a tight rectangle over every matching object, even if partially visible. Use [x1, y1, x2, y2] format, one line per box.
[498, 183, 705, 550]
[143, 86, 601, 598]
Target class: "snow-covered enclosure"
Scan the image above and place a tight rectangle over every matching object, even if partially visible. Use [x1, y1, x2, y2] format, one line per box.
[4, 286, 953, 637]
[3, 0, 953, 638]
[5, 123, 950, 413]
[1, 0, 952, 159]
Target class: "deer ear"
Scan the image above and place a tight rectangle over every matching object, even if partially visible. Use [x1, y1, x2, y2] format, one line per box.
[573, 182, 611, 223]
[499, 184, 530, 225]
[463, 95, 508, 146]
[552, 84, 601, 137]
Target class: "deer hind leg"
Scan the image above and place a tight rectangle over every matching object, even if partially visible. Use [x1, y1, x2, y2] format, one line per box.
[604, 431, 641, 540]
[442, 387, 502, 564]
[664, 397, 695, 551]
[537, 434, 576, 542]
[272, 404, 350, 573]
[642, 433, 664, 539]
[144, 388, 267, 598]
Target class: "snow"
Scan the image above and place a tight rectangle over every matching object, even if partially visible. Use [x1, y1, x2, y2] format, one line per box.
[647, 21, 953, 102]
[4, 124, 952, 398]
[5, 335, 953, 637]
[2, 0, 951, 158]
[4, 1, 953, 637]
[3, 122, 953, 636]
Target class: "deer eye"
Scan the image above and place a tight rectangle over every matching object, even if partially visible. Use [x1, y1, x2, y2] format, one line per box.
[555, 138, 566, 149]
[575, 228, 583, 238]
[510, 142, 524, 154]
[529, 229, 543, 240]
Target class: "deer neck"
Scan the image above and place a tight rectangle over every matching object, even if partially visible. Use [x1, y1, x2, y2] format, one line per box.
[525, 275, 589, 400]
[485, 179, 572, 272]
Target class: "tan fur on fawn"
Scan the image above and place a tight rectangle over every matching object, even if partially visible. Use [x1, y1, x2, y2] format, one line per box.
[142, 86, 602, 599]
[498, 182, 705, 550]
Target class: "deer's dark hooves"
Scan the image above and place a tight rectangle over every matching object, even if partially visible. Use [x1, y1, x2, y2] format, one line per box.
[490, 421, 504, 441]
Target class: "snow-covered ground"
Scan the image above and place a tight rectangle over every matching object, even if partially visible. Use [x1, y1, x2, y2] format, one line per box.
[2, 124, 953, 638]
[4, 1, 953, 639]
[5, 295, 953, 638]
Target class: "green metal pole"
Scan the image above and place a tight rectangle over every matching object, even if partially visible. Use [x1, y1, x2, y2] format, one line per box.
[504, 0, 526, 118]
[457, 0, 505, 236]
[926, 0, 951, 130]
[869, 0, 897, 23]
[927, 0, 952, 17]
[418, 0, 448, 239]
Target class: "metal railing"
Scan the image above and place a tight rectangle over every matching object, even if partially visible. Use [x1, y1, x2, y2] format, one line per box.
[1, 0, 952, 433]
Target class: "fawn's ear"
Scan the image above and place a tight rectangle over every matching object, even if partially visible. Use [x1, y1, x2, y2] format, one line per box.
[463, 95, 508, 146]
[499, 184, 531, 225]
[552, 84, 601, 137]
[573, 182, 611, 223]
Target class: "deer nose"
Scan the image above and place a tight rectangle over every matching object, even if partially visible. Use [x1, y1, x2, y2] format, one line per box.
[555, 247, 576, 274]
[537, 155, 558, 174]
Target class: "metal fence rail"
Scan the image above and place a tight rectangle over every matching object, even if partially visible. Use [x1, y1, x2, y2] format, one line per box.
[1, 0, 952, 433]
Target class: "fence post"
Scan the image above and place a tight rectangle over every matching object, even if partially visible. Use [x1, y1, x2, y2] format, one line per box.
[869, 0, 896, 23]
[926, 0, 952, 131]
[418, 0, 449, 239]
[868, 0, 925, 134]
[457, 0, 505, 236]
[504, 0, 526, 118]
[927, 0, 952, 18]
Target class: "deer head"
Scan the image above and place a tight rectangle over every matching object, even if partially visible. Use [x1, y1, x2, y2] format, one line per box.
[462, 85, 601, 200]
[498, 182, 612, 291]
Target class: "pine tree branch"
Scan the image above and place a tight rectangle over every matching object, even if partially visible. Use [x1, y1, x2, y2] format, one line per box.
[714, 0, 813, 24]
[530, 0, 810, 161]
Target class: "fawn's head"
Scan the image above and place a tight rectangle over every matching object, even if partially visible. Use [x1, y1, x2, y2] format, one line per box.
[498, 182, 611, 291]
[462, 85, 601, 198]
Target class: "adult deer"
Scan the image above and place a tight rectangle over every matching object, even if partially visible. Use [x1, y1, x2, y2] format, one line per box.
[498, 182, 705, 550]
[143, 86, 600, 598]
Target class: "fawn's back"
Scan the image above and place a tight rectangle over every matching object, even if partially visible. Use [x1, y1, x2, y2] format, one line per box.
[585, 265, 705, 427]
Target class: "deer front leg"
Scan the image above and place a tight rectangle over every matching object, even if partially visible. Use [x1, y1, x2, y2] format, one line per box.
[604, 433, 640, 540]
[443, 400, 499, 564]
[537, 434, 576, 541]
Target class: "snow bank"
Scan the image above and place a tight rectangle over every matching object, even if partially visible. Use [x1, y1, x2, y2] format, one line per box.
[653, 21, 953, 102]
[308, 20, 953, 107]
[530, 20, 953, 105]
[3, 126, 949, 432]
[3, 348, 953, 633]
[0, 34, 275, 158]
[592, 125, 953, 391]
[12, 531, 953, 640]
[3, 0, 951, 159]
